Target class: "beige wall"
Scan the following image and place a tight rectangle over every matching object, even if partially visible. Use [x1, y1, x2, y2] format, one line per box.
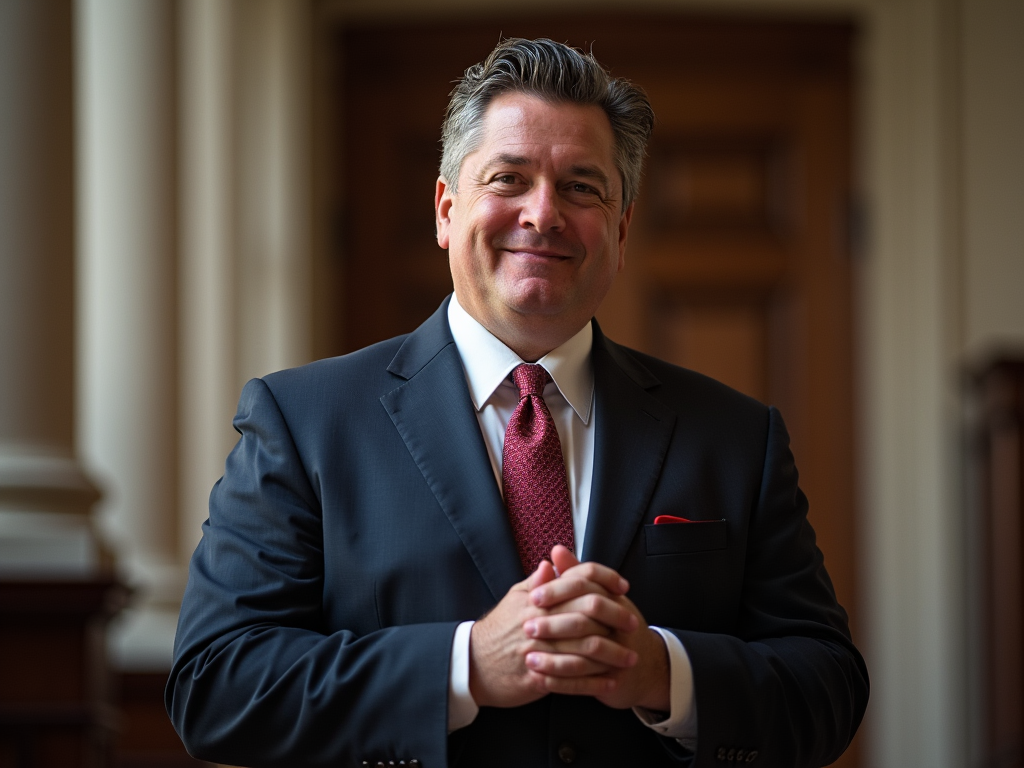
[961, 0, 1024, 359]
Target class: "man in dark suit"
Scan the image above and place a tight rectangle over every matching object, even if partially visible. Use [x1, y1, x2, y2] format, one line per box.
[167, 38, 868, 768]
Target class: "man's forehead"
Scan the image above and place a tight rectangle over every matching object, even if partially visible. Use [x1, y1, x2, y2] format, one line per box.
[469, 93, 618, 173]
[480, 93, 612, 141]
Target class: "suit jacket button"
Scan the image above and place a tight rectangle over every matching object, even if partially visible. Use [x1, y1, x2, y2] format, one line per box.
[746, 751, 758, 762]
[557, 743, 577, 763]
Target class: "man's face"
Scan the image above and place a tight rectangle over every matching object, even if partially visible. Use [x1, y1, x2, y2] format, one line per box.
[435, 92, 633, 359]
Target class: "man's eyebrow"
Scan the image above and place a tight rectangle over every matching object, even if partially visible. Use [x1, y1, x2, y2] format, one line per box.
[570, 164, 610, 185]
[569, 164, 613, 195]
[486, 153, 531, 167]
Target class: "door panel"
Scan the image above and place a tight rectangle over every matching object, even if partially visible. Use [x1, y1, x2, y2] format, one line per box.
[657, 298, 770, 403]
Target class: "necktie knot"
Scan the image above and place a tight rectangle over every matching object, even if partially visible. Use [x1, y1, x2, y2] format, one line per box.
[512, 364, 551, 399]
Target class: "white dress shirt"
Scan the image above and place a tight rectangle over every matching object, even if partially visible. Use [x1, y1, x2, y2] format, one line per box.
[445, 295, 698, 746]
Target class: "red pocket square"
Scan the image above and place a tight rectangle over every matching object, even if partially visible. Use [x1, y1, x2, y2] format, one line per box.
[653, 515, 695, 525]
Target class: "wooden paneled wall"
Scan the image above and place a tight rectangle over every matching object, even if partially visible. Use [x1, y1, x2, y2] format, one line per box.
[112, 672, 209, 768]
[0, 582, 207, 768]
[0, 580, 126, 768]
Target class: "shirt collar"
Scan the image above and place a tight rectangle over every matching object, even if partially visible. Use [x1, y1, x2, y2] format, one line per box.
[447, 293, 594, 425]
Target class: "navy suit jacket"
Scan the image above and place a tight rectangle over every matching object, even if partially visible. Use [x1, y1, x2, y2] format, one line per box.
[167, 297, 868, 768]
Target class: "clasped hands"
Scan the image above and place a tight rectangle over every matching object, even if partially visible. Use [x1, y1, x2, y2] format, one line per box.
[469, 545, 670, 713]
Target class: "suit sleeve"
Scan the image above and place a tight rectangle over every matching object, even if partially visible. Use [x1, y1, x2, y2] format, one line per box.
[165, 378, 457, 768]
[669, 407, 869, 768]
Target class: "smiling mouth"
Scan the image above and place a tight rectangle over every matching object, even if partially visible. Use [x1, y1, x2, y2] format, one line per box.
[496, 239, 584, 261]
[504, 248, 571, 260]
[493, 232, 584, 261]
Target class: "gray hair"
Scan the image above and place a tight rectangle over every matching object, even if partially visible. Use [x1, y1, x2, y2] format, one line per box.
[440, 38, 655, 209]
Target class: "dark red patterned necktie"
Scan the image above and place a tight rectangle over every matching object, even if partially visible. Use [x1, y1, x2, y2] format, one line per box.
[502, 364, 574, 574]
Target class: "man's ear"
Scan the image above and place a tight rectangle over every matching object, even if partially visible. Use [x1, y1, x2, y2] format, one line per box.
[435, 176, 454, 248]
[617, 201, 634, 272]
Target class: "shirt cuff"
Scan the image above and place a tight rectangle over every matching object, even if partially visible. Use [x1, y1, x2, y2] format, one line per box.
[633, 626, 698, 747]
[448, 620, 479, 732]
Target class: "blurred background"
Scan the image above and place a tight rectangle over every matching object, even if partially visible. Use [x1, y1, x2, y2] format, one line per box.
[0, 0, 1021, 766]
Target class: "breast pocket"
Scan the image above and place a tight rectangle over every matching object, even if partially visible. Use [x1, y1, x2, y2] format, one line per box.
[644, 519, 727, 555]
[636, 519, 731, 631]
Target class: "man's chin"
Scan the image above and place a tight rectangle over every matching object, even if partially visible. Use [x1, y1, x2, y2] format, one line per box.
[503, 295, 571, 321]
[496, 279, 575, 317]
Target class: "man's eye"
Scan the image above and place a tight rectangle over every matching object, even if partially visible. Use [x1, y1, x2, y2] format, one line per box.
[494, 174, 518, 185]
[570, 182, 598, 195]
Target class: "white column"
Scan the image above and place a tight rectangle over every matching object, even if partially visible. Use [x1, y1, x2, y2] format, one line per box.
[858, 0, 966, 766]
[0, 0, 104, 576]
[178, 0, 313, 560]
[178, 0, 240, 562]
[76, 0, 182, 667]
[236, 0, 313, 380]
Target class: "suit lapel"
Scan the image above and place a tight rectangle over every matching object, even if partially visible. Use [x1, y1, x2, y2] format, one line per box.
[380, 299, 523, 601]
[582, 327, 676, 571]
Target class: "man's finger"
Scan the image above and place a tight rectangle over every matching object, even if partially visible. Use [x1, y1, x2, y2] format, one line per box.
[550, 547, 630, 594]
[525, 558, 558, 590]
[524, 651, 612, 678]
[530, 573, 616, 609]
[524, 612, 611, 641]
[544, 593, 639, 633]
[536, 635, 638, 669]
[550, 544, 579, 576]
[532, 566, 629, 608]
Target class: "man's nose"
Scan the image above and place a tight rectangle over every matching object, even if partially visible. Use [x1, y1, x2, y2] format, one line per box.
[518, 183, 565, 232]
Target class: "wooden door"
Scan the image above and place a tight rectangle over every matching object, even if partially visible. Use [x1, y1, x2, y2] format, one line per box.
[333, 15, 858, 766]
